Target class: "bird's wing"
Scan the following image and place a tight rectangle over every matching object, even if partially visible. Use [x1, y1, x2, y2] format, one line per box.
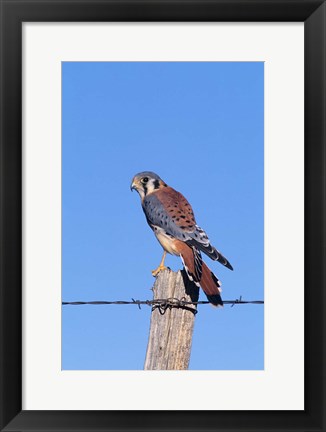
[143, 187, 233, 270]
[186, 225, 233, 270]
[142, 187, 195, 242]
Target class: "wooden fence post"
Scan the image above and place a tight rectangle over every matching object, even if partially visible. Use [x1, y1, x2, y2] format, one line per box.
[144, 269, 199, 370]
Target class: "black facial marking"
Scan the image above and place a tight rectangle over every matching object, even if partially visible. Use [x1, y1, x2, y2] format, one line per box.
[153, 179, 160, 189]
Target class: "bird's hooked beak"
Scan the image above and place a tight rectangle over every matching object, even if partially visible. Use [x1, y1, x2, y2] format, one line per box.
[130, 180, 136, 192]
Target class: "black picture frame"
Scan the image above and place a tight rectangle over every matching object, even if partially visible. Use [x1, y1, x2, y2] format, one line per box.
[0, 1, 325, 431]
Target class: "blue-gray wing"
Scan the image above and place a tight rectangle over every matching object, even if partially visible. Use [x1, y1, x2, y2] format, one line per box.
[142, 188, 233, 270]
[142, 192, 194, 242]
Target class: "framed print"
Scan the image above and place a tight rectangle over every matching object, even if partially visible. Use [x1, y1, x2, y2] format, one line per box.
[0, 1, 325, 431]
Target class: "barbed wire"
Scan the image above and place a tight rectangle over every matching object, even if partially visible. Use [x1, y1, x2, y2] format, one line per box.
[62, 296, 264, 315]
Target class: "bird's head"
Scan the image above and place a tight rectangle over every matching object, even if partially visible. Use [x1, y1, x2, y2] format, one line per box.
[130, 171, 167, 200]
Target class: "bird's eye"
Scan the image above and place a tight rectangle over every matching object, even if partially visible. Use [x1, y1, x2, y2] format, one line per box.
[142, 177, 149, 184]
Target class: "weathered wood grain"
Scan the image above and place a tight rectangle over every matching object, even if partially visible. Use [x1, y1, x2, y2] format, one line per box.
[144, 269, 199, 370]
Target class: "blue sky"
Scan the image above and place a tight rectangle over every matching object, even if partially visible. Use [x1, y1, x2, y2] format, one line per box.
[62, 62, 264, 370]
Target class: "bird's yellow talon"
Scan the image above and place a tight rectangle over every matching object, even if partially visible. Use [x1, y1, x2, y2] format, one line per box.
[151, 265, 168, 277]
[151, 250, 167, 277]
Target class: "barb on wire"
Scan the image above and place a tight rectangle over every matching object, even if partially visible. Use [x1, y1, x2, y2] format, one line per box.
[62, 297, 264, 313]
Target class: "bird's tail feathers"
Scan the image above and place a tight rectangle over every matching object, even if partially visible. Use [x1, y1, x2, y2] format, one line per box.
[179, 244, 223, 307]
[200, 261, 223, 307]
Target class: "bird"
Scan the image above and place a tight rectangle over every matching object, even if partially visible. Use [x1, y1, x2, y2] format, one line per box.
[130, 171, 233, 306]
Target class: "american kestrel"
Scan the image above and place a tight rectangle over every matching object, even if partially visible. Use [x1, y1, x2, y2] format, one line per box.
[131, 172, 233, 306]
